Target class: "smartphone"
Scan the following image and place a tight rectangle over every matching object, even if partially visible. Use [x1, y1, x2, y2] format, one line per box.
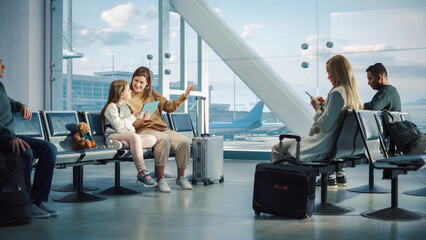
[305, 91, 313, 98]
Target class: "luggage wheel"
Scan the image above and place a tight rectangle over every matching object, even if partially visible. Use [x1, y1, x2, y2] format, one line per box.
[191, 179, 197, 185]
[219, 176, 224, 183]
[203, 181, 208, 186]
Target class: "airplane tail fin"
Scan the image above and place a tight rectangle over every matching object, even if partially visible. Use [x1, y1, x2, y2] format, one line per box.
[234, 101, 264, 124]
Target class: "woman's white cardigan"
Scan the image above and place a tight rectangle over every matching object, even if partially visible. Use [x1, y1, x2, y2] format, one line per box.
[288, 86, 348, 162]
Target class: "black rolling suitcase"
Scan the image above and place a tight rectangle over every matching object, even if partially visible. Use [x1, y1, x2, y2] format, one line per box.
[253, 134, 316, 219]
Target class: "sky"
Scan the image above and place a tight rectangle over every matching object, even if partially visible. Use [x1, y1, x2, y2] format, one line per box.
[66, 0, 426, 111]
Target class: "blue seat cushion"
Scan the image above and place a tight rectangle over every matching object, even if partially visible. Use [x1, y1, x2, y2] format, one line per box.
[47, 112, 78, 137]
[87, 113, 103, 136]
[171, 114, 193, 132]
[10, 112, 43, 138]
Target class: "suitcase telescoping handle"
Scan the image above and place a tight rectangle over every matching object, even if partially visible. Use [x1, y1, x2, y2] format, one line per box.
[275, 134, 301, 164]
[195, 96, 209, 137]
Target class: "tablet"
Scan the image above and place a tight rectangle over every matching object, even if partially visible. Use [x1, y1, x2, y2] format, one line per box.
[142, 101, 160, 117]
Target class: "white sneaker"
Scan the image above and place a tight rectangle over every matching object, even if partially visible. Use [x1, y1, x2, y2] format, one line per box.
[107, 140, 123, 150]
[176, 177, 193, 190]
[157, 178, 171, 193]
[31, 204, 50, 219]
[38, 202, 58, 217]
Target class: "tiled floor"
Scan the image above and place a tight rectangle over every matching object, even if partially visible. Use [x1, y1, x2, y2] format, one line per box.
[1, 159, 425, 240]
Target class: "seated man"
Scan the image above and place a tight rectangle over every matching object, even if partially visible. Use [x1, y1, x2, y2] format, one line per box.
[365, 63, 424, 154]
[0, 56, 58, 218]
[364, 63, 401, 112]
[325, 63, 402, 186]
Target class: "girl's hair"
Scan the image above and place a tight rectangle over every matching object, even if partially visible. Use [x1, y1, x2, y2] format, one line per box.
[100, 79, 129, 126]
[130, 66, 152, 98]
[326, 55, 363, 110]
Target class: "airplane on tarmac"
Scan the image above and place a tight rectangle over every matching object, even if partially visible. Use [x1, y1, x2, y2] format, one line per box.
[209, 101, 264, 138]
[249, 122, 287, 135]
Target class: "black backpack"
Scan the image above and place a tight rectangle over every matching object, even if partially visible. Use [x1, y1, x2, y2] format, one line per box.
[382, 110, 423, 154]
[0, 152, 32, 226]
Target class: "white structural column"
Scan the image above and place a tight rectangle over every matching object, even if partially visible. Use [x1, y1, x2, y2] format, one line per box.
[180, 16, 186, 92]
[50, 0, 64, 110]
[0, 0, 47, 110]
[179, 16, 189, 113]
[197, 35, 210, 135]
[170, 0, 314, 136]
[44, 0, 52, 110]
[158, 0, 170, 97]
[66, 0, 73, 110]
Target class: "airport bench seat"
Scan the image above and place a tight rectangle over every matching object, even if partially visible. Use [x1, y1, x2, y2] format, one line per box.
[352, 110, 422, 194]
[10, 112, 45, 140]
[81, 111, 195, 195]
[41, 110, 125, 201]
[280, 110, 365, 215]
[42, 111, 119, 164]
[310, 110, 364, 214]
[82, 112, 151, 195]
[354, 110, 425, 221]
[83, 111, 154, 160]
[346, 110, 411, 194]
[12, 109, 199, 200]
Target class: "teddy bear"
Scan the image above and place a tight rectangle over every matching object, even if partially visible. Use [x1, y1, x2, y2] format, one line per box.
[73, 122, 96, 150]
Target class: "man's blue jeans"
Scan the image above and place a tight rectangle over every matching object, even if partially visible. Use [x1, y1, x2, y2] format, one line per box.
[4, 136, 57, 202]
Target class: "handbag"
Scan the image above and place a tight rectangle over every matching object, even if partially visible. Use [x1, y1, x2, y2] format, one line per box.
[382, 110, 422, 154]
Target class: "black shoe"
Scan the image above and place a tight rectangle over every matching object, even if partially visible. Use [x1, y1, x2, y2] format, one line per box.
[336, 176, 347, 186]
[315, 177, 337, 188]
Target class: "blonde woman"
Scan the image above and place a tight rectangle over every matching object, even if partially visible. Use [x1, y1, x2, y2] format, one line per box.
[271, 55, 363, 186]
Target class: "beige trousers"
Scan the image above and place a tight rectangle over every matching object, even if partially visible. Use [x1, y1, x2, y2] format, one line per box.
[141, 129, 190, 169]
[270, 139, 296, 163]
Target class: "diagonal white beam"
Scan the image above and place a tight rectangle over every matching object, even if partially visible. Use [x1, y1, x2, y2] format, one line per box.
[170, 0, 314, 136]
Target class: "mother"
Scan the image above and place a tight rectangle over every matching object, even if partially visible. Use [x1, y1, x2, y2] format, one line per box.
[128, 66, 196, 193]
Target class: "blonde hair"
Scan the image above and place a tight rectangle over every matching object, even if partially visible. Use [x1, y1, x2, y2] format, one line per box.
[326, 55, 363, 110]
[101, 80, 129, 126]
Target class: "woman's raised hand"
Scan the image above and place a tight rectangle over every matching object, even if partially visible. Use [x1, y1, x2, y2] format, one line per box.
[184, 82, 196, 97]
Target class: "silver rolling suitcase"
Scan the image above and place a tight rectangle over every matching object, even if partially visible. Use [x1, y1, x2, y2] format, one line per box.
[192, 97, 224, 186]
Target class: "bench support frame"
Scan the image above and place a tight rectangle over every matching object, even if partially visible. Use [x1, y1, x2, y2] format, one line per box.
[53, 165, 107, 202]
[94, 162, 142, 195]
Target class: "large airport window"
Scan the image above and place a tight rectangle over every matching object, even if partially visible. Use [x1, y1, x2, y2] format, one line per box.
[53, 0, 426, 154]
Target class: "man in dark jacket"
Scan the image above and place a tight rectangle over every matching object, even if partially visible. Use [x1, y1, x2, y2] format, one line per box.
[364, 63, 424, 154]
[0, 56, 58, 218]
[320, 63, 403, 187]
[364, 63, 401, 112]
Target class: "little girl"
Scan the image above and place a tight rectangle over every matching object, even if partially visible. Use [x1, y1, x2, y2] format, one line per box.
[101, 79, 157, 187]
